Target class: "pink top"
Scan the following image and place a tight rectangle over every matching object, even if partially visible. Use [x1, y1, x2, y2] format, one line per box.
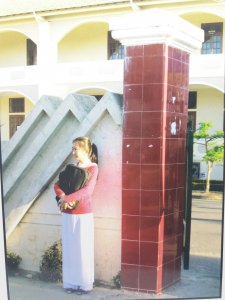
[54, 163, 98, 214]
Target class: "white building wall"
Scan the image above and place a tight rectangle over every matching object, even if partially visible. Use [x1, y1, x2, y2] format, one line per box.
[0, 32, 27, 67]
[58, 22, 109, 63]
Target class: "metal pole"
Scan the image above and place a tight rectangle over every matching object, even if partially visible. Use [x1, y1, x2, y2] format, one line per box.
[183, 121, 194, 270]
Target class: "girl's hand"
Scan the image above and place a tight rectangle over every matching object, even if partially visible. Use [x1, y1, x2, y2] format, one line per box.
[62, 202, 73, 210]
[58, 196, 79, 211]
[58, 195, 65, 211]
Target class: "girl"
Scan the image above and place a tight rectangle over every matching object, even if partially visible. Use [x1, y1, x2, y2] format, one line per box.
[54, 136, 98, 295]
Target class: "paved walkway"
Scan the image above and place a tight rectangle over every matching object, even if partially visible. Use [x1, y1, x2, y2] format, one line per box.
[7, 192, 223, 299]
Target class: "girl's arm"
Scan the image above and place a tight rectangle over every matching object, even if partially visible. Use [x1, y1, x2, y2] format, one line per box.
[54, 182, 65, 197]
[64, 165, 98, 203]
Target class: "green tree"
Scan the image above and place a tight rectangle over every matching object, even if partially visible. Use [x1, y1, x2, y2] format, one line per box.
[194, 121, 224, 193]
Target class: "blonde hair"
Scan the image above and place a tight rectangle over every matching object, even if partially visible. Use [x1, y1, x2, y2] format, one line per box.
[73, 136, 98, 164]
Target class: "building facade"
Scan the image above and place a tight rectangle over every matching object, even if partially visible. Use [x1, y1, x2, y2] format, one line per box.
[0, 0, 224, 294]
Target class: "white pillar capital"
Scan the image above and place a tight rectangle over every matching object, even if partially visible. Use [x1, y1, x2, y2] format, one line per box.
[36, 20, 57, 66]
[110, 8, 204, 53]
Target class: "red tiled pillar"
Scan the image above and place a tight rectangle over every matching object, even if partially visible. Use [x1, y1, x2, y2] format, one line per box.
[111, 9, 203, 293]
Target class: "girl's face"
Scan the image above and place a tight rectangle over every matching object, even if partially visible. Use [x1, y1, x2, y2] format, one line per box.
[72, 142, 89, 163]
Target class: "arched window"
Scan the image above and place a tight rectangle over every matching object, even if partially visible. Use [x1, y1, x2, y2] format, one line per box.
[9, 97, 25, 138]
[108, 31, 124, 60]
[201, 22, 223, 54]
[26, 39, 37, 65]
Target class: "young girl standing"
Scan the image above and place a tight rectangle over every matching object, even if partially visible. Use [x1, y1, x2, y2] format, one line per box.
[54, 136, 98, 295]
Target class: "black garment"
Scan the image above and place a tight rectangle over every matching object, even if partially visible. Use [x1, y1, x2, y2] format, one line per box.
[56, 164, 89, 203]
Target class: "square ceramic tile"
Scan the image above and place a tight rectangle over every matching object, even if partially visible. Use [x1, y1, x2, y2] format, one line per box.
[142, 112, 162, 138]
[141, 164, 162, 190]
[121, 264, 139, 289]
[164, 214, 175, 240]
[176, 234, 183, 258]
[165, 138, 179, 164]
[140, 241, 160, 267]
[139, 266, 158, 291]
[182, 62, 189, 88]
[174, 256, 182, 281]
[163, 236, 177, 264]
[140, 216, 160, 242]
[173, 60, 182, 87]
[163, 189, 177, 215]
[123, 138, 141, 164]
[122, 215, 139, 240]
[125, 45, 144, 57]
[165, 164, 178, 189]
[122, 189, 140, 215]
[177, 163, 185, 188]
[122, 240, 139, 264]
[143, 83, 165, 111]
[141, 190, 161, 217]
[122, 163, 140, 189]
[168, 46, 173, 59]
[162, 260, 175, 289]
[124, 56, 143, 84]
[173, 48, 182, 61]
[124, 84, 143, 112]
[176, 188, 185, 212]
[177, 138, 186, 163]
[144, 44, 165, 57]
[177, 87, 188, 114]
[182, 51, 189, 64]
[143, 56, 165, 84]
[123, 112, 142, 138]
[168, 58, 174, 86]
[141, 138, 162, 164]
[174, 211, 184, 235]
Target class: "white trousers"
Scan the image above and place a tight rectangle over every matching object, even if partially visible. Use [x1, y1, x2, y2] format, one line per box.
[62, 213, 94, 291]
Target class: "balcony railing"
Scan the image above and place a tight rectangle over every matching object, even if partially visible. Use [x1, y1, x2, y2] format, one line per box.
[0, 55, 224, 91]
[0, 60, 124, 88]
[189, 54, 224, 90]
[190, 54, 224, 77]
[0, 65, 39, 86]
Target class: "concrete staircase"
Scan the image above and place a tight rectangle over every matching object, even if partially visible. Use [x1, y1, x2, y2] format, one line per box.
[2, 92, 122, 238]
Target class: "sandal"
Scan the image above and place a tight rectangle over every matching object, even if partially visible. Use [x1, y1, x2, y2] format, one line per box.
[76, 289, 89, 295]
[65, 288, 74, 294]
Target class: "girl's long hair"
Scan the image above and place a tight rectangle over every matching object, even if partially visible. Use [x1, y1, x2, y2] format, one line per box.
[73, 136, 98, 164]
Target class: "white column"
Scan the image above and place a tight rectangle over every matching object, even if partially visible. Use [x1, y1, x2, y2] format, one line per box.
[37, 20, 57, 66]
[35, 17, 58, 97]
[0, 141, 9, 300]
